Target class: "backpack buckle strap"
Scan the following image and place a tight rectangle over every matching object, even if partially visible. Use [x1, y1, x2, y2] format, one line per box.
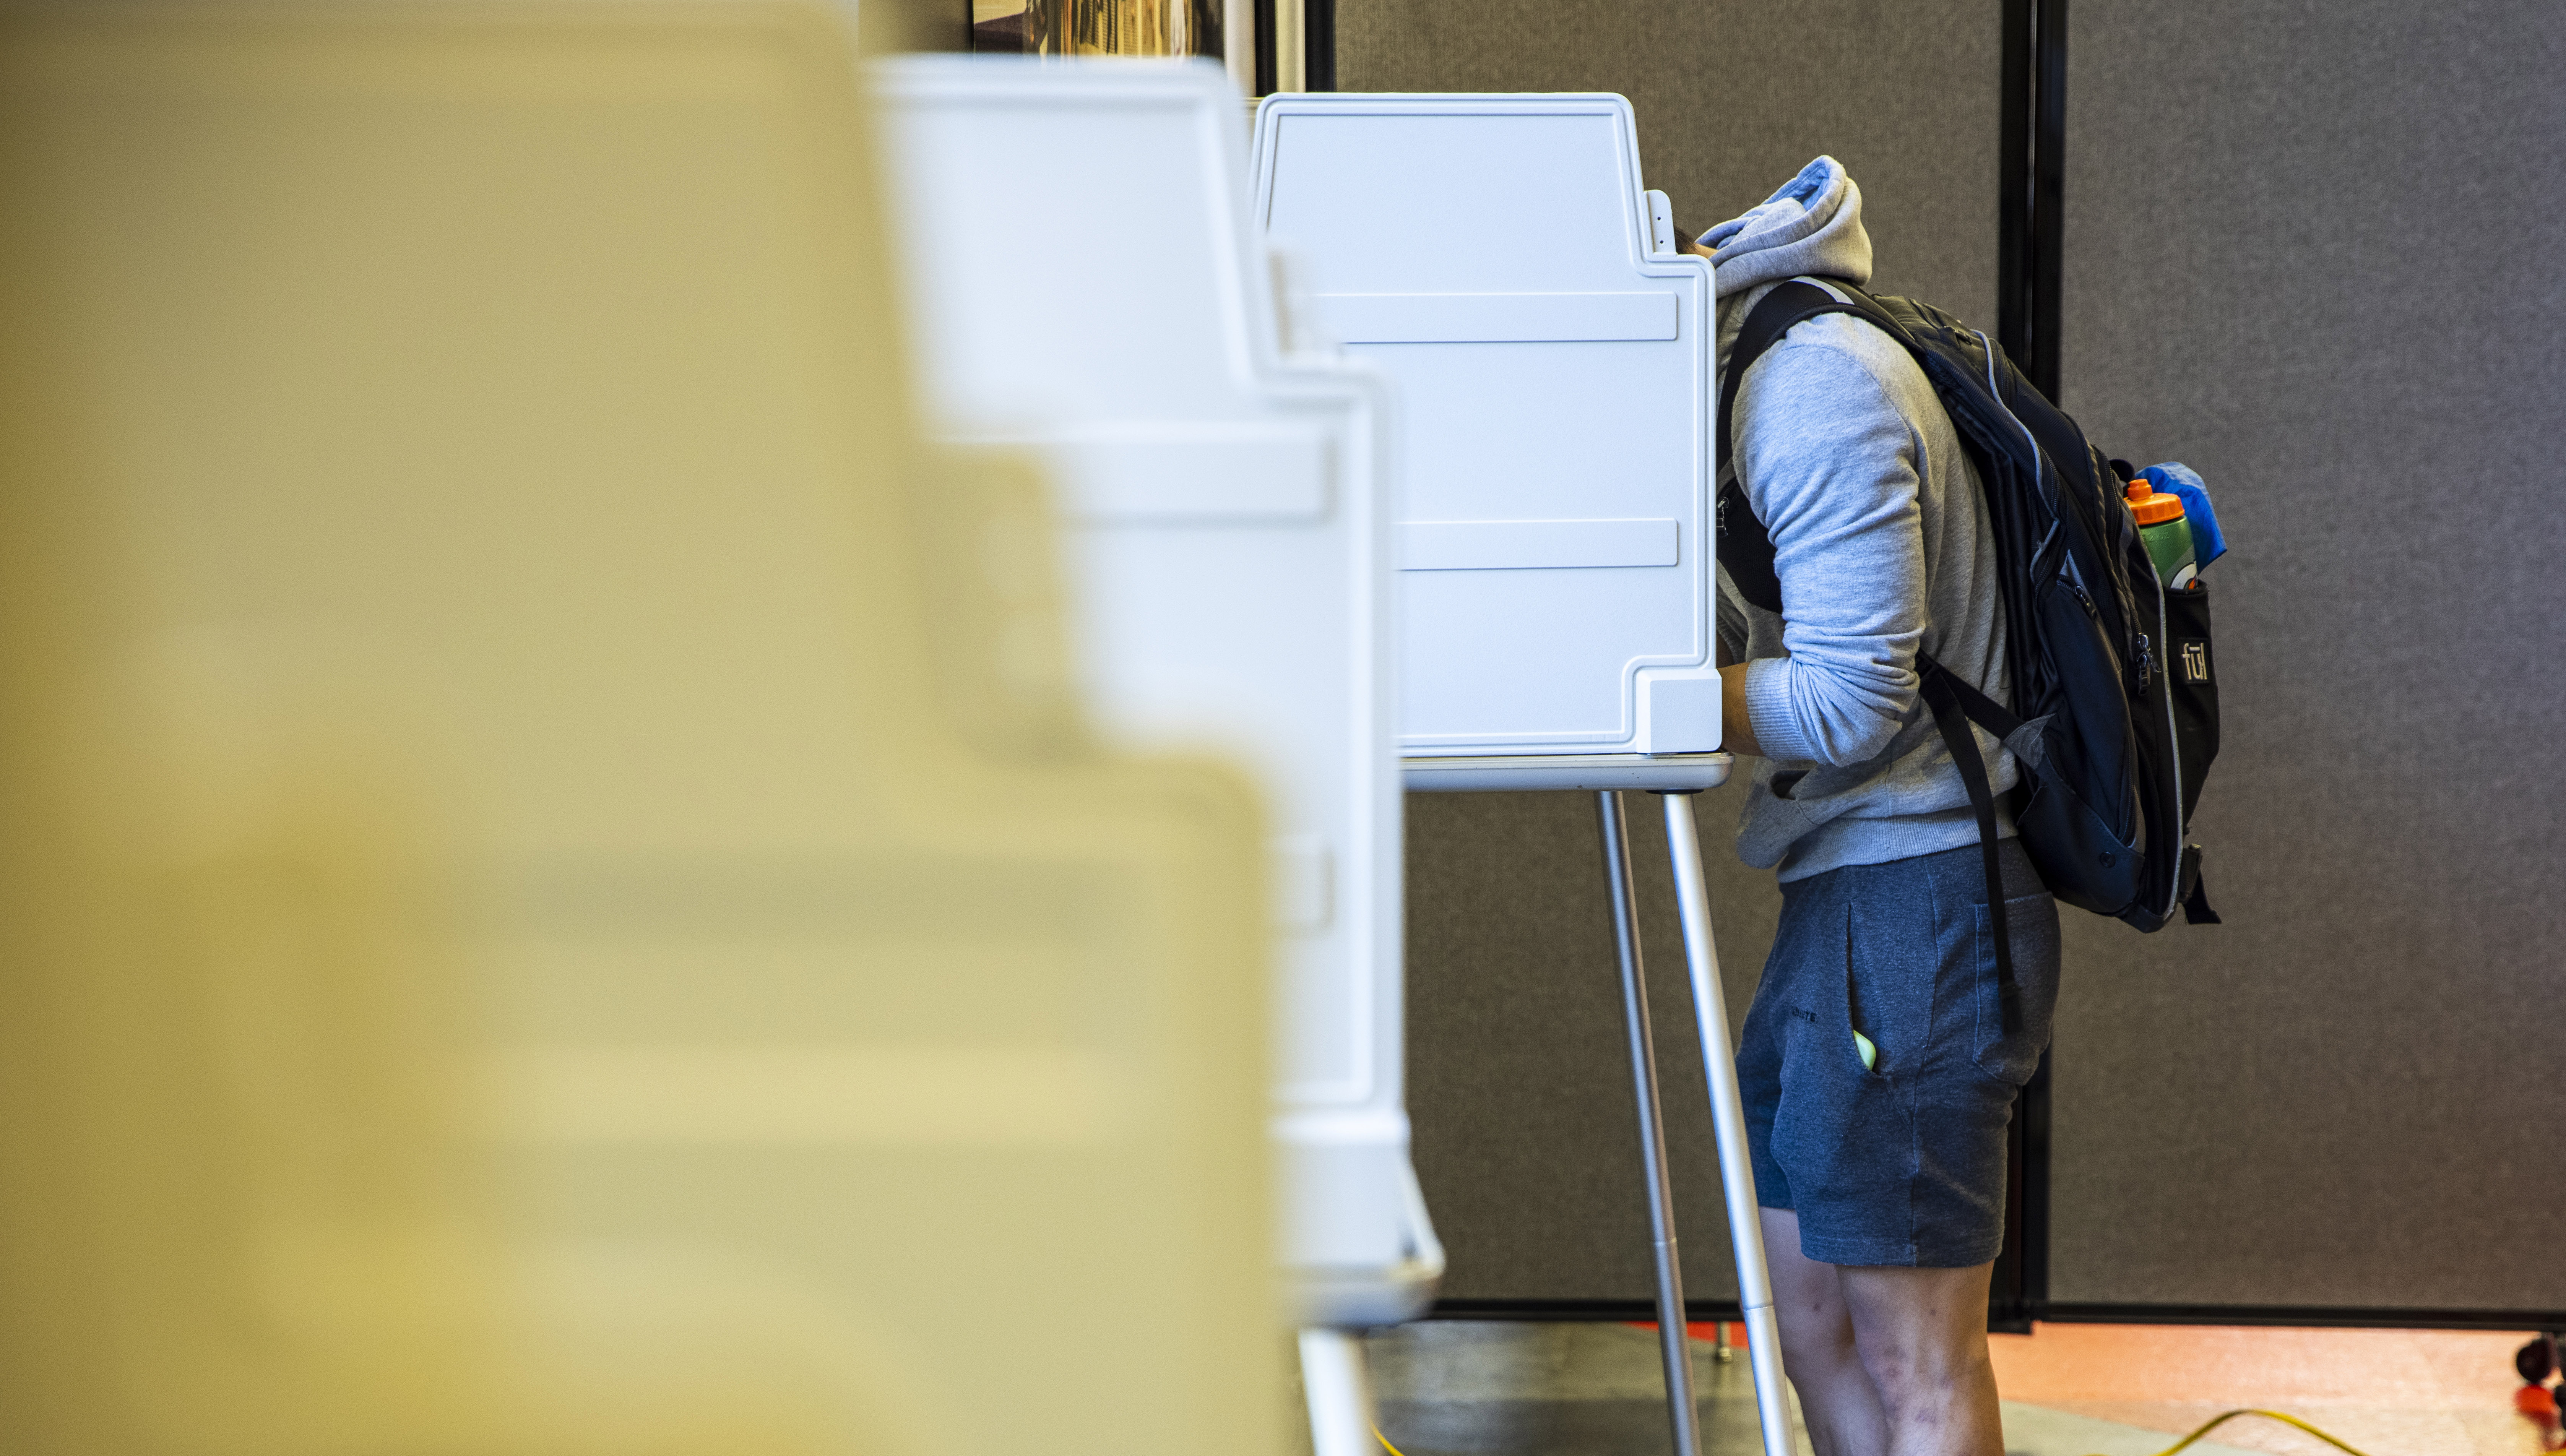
[1918, 661, 2019, 1032]
[1921, 657, 2025, 739]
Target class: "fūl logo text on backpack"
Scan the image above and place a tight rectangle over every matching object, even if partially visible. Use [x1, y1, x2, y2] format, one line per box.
[2180, 640, 2209, 683]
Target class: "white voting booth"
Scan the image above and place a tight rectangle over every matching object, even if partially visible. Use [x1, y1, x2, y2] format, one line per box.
[872, 58, 1435, 1450]
[1255, 93, 1728, 786]
[1255, 94, 1794, 1456]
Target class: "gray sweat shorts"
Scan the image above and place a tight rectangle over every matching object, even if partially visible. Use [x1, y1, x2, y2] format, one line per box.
[1738, 838, 2060, 1268]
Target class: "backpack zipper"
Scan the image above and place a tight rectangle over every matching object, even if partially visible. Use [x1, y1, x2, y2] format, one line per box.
[2153, 571, 2184, 922]
[1975, 332, 2048, 506]
[1977, 328, 2126, 635]
[1980, 328, 2151, 711]
[2105, 472, 2148, 683]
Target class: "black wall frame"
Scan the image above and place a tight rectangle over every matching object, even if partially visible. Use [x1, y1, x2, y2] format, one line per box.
[1252, 0, 1334, 95]
[1988, 0, 2067, 1336]
[1998, 0, 2069, 399]
[1252, 0, 1273, 96]
[1303, 0, 1335, 91]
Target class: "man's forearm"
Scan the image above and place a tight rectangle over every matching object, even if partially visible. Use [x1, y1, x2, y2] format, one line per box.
[1721, 661, 1763, 758]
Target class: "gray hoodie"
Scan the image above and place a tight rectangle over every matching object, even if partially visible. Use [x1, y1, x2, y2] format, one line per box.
[1702, 157, 2017, 882]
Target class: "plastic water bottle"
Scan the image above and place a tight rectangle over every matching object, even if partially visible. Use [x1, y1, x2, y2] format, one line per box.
[2125, 478, 2197, 590]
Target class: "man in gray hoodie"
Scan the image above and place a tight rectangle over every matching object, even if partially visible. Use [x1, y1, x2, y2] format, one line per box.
[1687, 157, 2061, 1456]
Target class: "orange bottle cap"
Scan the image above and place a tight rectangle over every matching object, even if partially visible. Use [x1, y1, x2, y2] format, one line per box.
[2124, 479, 2184, 526]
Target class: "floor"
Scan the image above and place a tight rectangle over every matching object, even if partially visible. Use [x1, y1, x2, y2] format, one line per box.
[1352, 1321, 2555, 1456]
[1988, 1323, 2551, 1456]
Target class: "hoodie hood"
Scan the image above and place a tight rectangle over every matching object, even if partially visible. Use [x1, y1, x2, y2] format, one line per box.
[1696, 156, 1874, 296]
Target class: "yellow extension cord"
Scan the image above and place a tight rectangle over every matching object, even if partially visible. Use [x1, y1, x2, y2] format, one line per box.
[1371, 1406, 2381, 1456]
[2112, 1407, 2379, 1456]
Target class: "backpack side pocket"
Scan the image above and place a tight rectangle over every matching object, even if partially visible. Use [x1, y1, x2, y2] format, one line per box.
[2162, 582, 2219, 821]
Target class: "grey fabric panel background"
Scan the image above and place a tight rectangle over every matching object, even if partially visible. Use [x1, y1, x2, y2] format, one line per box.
[1404, 791, 1765, 1302]
[2047, 1, 2566, 1309]
[1336, 0, 2000, 324]
[1347, 0, 2002, 1305]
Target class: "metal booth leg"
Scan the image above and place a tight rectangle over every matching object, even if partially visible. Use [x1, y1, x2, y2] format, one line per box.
[1595, 790, 1704, 1456]
[1659, 790, 1798, 1456]
[1298, 1327, 1380, 1456]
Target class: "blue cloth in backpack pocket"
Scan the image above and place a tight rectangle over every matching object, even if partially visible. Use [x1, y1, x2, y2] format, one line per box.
[2138, 462, 2226, 570]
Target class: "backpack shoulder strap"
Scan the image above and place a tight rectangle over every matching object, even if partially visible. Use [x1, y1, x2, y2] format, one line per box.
[1715, 279, 1881, 612]
[1917, 660, 2022, 1031]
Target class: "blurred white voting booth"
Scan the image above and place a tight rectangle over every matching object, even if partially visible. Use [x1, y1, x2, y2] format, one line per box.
[872, 57, 1432, 1454]
[1254, 94, 1794, 1456]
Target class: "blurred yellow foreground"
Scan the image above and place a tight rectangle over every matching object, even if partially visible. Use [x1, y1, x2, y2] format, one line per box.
[0, 3, 1278, 1452]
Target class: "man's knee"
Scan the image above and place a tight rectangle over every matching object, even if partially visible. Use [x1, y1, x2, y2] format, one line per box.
[1835, 1262, 1995, 1394]
[1855, 1324, 1992, 1408]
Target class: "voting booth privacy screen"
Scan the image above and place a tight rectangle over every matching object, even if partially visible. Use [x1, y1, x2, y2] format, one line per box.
[874, 57, 1437, 1325]
[1252, 94, 1722, 771]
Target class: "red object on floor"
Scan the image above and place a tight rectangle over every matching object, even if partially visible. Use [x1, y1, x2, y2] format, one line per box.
[2517, 1384, 2558, 1418]
[1624, 1321, 1742, 1345]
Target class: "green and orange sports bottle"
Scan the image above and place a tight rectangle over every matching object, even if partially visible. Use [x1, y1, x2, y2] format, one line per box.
[2125, 478, 2197, 590]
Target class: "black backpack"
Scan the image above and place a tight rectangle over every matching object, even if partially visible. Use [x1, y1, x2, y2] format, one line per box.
[1716, 278, 2220, 1023]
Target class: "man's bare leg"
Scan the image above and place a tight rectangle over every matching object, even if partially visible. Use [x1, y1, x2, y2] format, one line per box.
[1758, 1208, 1888, 1456]
[1837, 1260, 2004, 1456]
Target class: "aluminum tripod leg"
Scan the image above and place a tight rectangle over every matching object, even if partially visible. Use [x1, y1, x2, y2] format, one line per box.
[1298, 1328, 1379, 1456]
[1595, 790, 1702, 1456]
[1661, 790, 1797, 1456]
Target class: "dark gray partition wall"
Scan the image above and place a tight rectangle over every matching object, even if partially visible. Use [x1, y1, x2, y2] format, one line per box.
[2046, 0, 2566, 1316]
[1400, 792, 1757, 1307]
[1338, 0, 2004, 1310]
[1335, 2, 2001, 324]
